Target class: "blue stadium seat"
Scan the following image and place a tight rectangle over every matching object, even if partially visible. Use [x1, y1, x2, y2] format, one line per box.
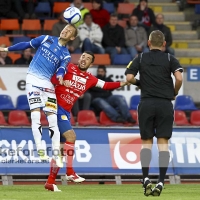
[174, 95, 198, 111]
[113, 54, 132, 65]
[13, 36, 31, 45]
[195, 4, 200, 14]
[0, 95, 15, 110]
[130, 95, 141, 110]
[34, 2, 51, 19]
[16, 95, 29, 110]
[103, 2, 115, 14]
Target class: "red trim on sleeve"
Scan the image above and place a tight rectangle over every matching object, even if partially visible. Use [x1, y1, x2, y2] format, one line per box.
[51, 74, 59, 85]
[103, 82, 121, 90]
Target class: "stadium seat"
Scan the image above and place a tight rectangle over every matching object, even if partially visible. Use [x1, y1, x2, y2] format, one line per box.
[99, 111, 123, 126]
[13, 36, 31, 45]
[0, 111, 8, 126]
[0, 36, 11, 46]
[40, 111, 48, 126]
[16, 95, 29, 110]
[8, 110, 31, 126]
[70, 112, 76, 126]
[113, 54, 132, 65]
[21, 19, 42, 37]
[34, 2, 51, 19]
[118, 20, 127, 28]
[129, 110, 138, 125]
[190, 110, 200, 125]
[130, 95, 140, 110]
[117, 3, 134, 15]
[8, 53, 21, 63]
[83, 3, 93, 10]
[103, 2, 115, 14]
[77, 110, 100, 126]
[174, 110, 191, 126]
[0, 19, 20, 31]
[0, 95, 15, 110]
[53, 2, 70, 14]
[43, 19, 59, 32]
[174, 95, 198, 111]
[93, 54, 111, 65]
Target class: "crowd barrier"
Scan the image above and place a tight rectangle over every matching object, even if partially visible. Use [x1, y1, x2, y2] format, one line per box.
[0, 127, 200, 185]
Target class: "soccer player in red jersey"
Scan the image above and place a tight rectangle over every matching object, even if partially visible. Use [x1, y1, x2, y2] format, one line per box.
[45, 51, 129, 191]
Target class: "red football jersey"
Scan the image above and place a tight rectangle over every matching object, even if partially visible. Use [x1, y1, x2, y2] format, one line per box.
[51, 63, 121, 112]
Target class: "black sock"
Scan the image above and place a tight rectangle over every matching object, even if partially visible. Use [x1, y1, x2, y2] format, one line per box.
[158, 151, 170, 184]
[140, 148, 152, 180]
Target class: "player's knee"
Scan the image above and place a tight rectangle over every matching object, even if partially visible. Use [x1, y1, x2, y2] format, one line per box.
[47, 114, 57, 126]
[63, 130, 76, 142]
[31, 111, 41, 123]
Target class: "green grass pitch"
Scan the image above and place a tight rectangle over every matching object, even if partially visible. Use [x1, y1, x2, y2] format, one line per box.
[0, 184, 199, 200]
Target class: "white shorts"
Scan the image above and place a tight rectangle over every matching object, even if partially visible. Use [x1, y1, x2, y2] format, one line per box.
[26, 74, 57, 114]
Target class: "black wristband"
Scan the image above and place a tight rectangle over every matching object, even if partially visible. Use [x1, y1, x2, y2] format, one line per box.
[134, 79, 140, 87]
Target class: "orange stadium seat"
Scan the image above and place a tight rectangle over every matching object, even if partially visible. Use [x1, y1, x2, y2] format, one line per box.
[8, 53, 21, 63]
[174, 110, 191, 126]
[118, 20, 127, 28]
[0, 111, 8, 126]
[99, 111, 123, 126]
[0, 19, 20, 31]
[8, 110, 31, 126]
[190, 110, 200, 125]
[77, 110, 100, 126]
[0, 36, 11, 47]
[93, 54, 111, 65]
[83, 3, 93, 10]
[117, 3, 134, 15]
[40, 111, 49, 126]
[21, 19, 42, 37]
[187, 0, 200, 4]
[43, 19, 59, 31]
[53, 2, 70, 14]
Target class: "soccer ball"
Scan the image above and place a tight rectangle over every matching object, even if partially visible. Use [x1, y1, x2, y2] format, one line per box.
[63, 7, 81, 24]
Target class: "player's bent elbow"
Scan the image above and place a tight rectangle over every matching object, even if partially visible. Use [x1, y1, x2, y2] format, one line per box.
[126, 74, 134, 83]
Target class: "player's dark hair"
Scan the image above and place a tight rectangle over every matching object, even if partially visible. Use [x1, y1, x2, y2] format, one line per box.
[84, 51, 95, 63]
[149, 30, 165, 47]
[110, 13, 118, 18]
[83, 12, 92, 21]
[68, 24, 78, 37]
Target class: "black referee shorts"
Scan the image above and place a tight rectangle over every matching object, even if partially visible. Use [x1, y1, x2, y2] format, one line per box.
[138, 98, 174, 140]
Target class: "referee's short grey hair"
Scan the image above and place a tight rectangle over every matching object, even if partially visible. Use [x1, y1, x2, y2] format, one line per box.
[149, 30, 165, 47]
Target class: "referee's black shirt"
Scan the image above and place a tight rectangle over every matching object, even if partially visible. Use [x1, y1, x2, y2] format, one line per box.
[125, 49, 183, 100]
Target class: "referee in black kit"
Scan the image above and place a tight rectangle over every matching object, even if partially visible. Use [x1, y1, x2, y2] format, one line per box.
[125, 30, 183, 196]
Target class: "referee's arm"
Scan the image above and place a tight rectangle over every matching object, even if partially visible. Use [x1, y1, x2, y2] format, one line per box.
[125, 56, 140, 86]
[170, 55, 183, 97]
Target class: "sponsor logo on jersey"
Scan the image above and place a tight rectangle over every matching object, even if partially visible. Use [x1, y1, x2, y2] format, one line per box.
[43, 42, 50, 48]
[72, 75, 86, 84]
[41, 47, 59, 66]
[29, 91, 40, 97]
[29, 97, 42, 104]
[69, 80, 86, 91]
[46, 39, 53, 44]
[61, 115, 68, 120]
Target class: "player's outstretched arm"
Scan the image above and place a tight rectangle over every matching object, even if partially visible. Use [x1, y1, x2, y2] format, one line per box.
[0, 42, 32, 52]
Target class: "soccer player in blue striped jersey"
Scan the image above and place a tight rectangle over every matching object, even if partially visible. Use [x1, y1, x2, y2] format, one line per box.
[0, 24, 78, 167]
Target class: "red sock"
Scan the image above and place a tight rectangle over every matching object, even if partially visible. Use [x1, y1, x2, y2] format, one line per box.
[47, 159, 60, 184]
[65, 141, 75, 175]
